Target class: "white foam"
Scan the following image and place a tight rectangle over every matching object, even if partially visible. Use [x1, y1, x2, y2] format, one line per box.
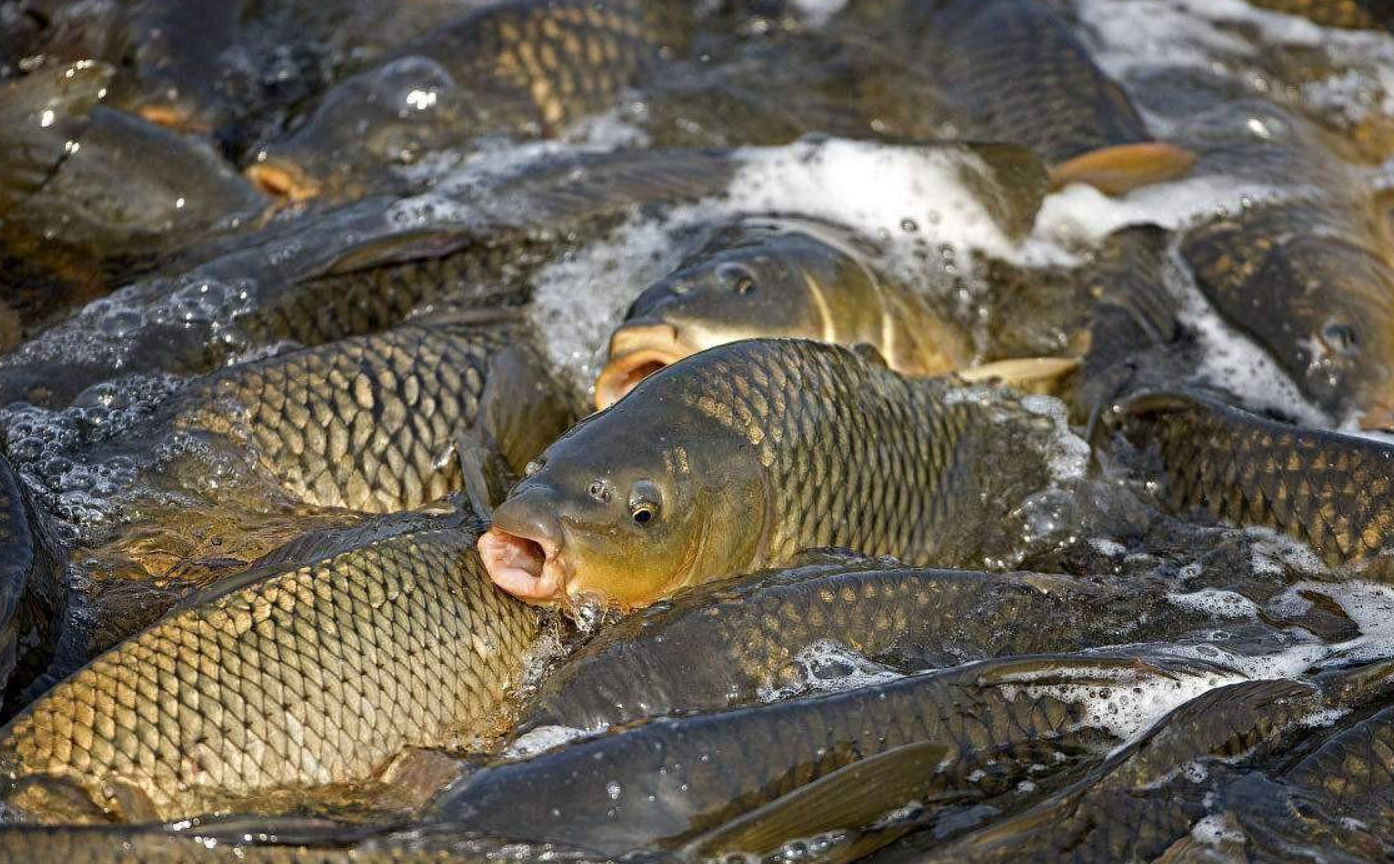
[505, 725, 592, 759]
[1167, 589, 1260, 620]
[757, 641, 905, 702]
[1191, 813, 1245, 848]
[791, 0, 847, 28]
[1021, 395, 1091, 483]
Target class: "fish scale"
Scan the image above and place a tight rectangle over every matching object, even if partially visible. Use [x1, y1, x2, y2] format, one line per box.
[1123, 392, 1394, 570]
[438, 654, 1195, 855]
[178, 321, 544, 514]
[0, 513, 539, 822]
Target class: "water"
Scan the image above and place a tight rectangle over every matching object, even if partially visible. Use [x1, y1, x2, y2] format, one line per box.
[3, 0, 1394, 860]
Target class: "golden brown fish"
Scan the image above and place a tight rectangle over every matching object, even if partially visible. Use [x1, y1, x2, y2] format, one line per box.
[480, 338, 1065, 611]
[1118, 391, 1394, 572]
[0, 507, 539, 823]
[248, 0, 694, 201]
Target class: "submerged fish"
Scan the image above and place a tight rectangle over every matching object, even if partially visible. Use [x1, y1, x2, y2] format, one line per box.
[880, 0, 1194, 194]
[176, 314, 579, 513]
[0, 146, 737, 411]
[517, 561, 1227, 733]
[1119, 391, 1394, 573]
[0, 451, 66, 718]
[442, 654, 1220, 856]
[1179, 100, 1394, 428]
[0, 508, 539, 822]
[918, 661, 1394, 863]
[248, 0, 694, 200]
[0, 62, 264, 307]
[480, 338, 1065, 611]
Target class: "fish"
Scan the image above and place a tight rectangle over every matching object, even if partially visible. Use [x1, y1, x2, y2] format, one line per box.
[877, 0, 1195, 194]
[1222, 697, 1394, 861]
[516, 560, 1235, 733]
[594, 215, 979, 409]
[0, 506, 540, 823]
[1117, 390, 1394, 574]
[440, 653, 1226, 856]
[0, 450, 67, 719]
[174, 313, 580, 514]
[480, 337, 1066, 612]
[0, 821, 606, 864]
[0, 62, 265, 311]
[0, 146, 737, 411]
[916, 660, 1394, 863]
[247, 0, 695, 201]
[1178, 100, 1394, 428]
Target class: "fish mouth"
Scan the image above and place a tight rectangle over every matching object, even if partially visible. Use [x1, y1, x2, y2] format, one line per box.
[477, 527, 568, 604]
[245, 158, 321, 201]
[594, 322, 691, 409]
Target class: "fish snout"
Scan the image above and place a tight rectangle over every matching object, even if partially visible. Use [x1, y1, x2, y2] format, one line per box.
[594, 321, 688, 410]
[478, 488, 568, 604]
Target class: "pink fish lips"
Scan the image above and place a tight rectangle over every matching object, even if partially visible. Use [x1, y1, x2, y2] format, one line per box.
[477, 527, 567, 604]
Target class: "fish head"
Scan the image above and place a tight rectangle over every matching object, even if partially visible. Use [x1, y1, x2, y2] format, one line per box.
[247, 56, 468, 201]
[595, 223, 864, 408]
[479, 393, 767, 612]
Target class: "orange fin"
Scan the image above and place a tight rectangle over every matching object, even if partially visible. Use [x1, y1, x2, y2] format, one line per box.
[1048, 142, 1197, 196]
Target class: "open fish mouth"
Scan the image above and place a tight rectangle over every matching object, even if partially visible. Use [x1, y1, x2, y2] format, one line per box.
[245, 158, 321, 201]
[478, 527, 568, 603]
[594, 322, 692, 409]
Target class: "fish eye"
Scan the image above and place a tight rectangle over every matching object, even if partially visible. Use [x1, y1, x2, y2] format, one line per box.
[1321, 321, 1358, 355]
[588, 479, 612, 502]
[629, 480, 662, 526]
[715, 263, 757, 295]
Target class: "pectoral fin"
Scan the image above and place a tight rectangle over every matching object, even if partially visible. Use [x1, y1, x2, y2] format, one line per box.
[681, 742, 950, 859]
[1048, 142, 1197, 196]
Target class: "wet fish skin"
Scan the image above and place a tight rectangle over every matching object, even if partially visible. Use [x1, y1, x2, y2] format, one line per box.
[1119, 391, 1394, 572]
[176, 316, 578, 514]
[1222, 702, 1394, 861]
[517, 561, 1225, 733]
[597, 216, 976, 408]
[0, 823, 602, 864]
[482, 338, 1060, 611]
[1178, 101, 1394, 425]
[0, 147, 738, 412]
[0, 451, 66, 719]
[443, 654, 1207, 855]
[919, 677, 1324, 864]
[0, 509, 539, 823]
[250, 0, 693, 200]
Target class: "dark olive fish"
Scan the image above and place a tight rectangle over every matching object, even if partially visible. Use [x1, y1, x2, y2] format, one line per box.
[1118, 390, 1394, 573]
[247, 0, 693, 201]
[479, 338, 1065, 611]
[0, 822, 605, 864]
[175, 315, 578, 514]
[1178, 100, 1394, 427]
[915, 661, 1394, 863]
[879, 0, 1194, 194]
[517, 561, 1229, 733]
[1223, 698, 1394, 861]
[0, 63, 264, 310]
[0, 147, 737, 411]
[0, 451, 66, 718]
[109, 0, 245, 131]
[0, 508, 539, 823]
[442, 654, 1227, 856]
